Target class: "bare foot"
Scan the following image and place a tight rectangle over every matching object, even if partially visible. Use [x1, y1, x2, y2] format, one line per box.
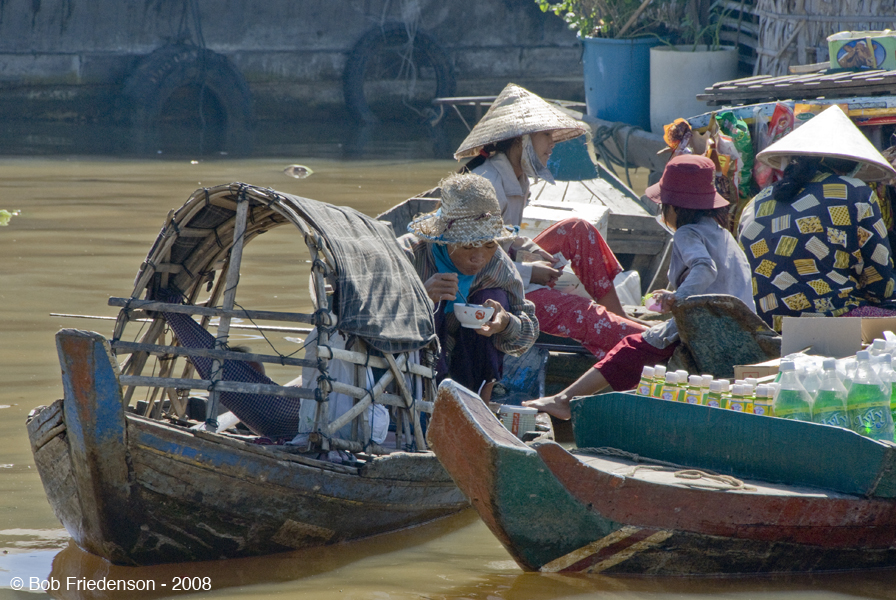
[522, 396, 571, 420]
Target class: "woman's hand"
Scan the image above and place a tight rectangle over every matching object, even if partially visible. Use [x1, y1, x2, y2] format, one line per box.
[475, 299, 510, 337]
[529, 261, 562, 286]
[425, 272, 458, 304]
[651, 289, 677, 313]
[533, 248, 560, 265]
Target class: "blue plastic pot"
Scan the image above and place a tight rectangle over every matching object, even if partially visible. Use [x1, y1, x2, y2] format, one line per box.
[580, 35, 661, 130]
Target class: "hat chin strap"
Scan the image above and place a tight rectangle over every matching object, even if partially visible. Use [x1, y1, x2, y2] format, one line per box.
[520, 134, 555, 184]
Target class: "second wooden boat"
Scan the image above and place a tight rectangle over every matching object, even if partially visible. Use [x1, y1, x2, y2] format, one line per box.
[428, 380, 896, 576]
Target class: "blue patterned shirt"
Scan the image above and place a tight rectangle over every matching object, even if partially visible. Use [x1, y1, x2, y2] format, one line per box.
[738, 172, 896, 331]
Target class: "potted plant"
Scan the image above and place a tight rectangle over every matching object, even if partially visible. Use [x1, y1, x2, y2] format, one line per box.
[536, 0, 676, 130]
[649, 4, 740, 133]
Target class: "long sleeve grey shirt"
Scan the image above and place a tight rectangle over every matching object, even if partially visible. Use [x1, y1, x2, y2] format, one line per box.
[643, 216, 756, 348]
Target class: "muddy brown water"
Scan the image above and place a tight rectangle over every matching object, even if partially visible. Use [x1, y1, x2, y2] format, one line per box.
[0, 155, 892, 599]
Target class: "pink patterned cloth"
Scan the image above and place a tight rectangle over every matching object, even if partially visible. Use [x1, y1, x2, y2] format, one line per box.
[843, 305, 896, 318]
[527, 218, 647, 360]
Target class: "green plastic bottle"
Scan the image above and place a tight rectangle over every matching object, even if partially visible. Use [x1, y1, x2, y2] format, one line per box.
[889, 358, 896, 437]
[846, 350, 894, 441]
[812, 358, 849, 429]
[773, 360, 813, 422]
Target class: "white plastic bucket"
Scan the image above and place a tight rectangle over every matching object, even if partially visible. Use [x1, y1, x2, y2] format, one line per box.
[498, 405, 538, 439]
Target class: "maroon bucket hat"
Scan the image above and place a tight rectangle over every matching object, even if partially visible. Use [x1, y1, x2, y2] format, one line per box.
[645, 154, 729, 209]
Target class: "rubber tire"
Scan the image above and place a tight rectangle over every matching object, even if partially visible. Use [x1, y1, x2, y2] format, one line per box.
[343, 23, 456, 124]
[119, 44, 254, 153]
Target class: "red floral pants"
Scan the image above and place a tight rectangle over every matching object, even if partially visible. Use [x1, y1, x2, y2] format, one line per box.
[528, 218, 646, 360]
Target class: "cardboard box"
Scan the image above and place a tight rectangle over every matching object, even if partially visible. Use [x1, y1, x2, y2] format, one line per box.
[781, 316, 896, 358]
[734, 358, 780, 380]
[828, 31, 896, 71]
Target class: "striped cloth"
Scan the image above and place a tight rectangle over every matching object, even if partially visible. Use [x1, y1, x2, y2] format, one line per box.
[286, 194, 437, 354]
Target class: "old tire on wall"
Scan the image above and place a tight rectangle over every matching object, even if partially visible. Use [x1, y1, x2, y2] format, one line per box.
[119, 44, 254, 153]
[343, 23, 455, 124]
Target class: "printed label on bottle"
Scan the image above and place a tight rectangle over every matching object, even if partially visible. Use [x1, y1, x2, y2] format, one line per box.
[775, 406, 812, 419]
[753, 405, 767, 415]
[637, 384, 651, 395]
[729, 401, 744, 412]
[815, 408, 848, 428]
[706, 399, 720, 408]
[851, 407, 891, 432]
[661, 391, 675, 401]
[685, 393, 700, 404]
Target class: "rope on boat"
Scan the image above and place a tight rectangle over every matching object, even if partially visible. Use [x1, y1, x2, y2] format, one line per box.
[592, 123, 641, 190]
[573, 446, 756, 492]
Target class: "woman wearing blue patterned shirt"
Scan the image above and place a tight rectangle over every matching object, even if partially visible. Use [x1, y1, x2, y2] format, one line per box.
[738, 106, 896, 331]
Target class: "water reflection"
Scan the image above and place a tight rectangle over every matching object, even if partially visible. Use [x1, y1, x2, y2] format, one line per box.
[41, 511, 481, 600]
[0, 119, 467, 162]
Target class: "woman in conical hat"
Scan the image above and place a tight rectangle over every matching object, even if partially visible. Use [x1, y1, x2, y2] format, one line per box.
[738, 105, 896, 330]
[399, 173, 537, 401]
[456, 82, 646, 362]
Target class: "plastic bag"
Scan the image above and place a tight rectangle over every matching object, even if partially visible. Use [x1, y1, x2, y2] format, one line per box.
[753, 102, 794, 189]
[716, 110, 754, 201]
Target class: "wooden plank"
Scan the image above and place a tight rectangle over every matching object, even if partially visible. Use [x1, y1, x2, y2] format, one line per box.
[56, 329, 138, 563]
[111, 340, 315, 369]
[108, 297, 319, 324]
[120, 375, 316, 399]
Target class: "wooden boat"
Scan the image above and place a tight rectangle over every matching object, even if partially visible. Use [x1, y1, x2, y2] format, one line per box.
[428, 380, 896, 576]
[26, 182, 469, 566]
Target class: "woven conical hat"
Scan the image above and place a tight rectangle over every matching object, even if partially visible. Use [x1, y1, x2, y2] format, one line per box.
[757, 105, 896, 182]
[454, 83, 587, 159]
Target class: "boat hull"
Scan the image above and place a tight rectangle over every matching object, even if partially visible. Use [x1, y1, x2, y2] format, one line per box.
[27, 329, 467, 565]
[428, 381, 896, 575]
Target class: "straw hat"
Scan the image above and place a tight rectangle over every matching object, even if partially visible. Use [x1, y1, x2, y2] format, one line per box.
[645, 155, 729, 209]
[408, 173, 516, 245]
[454, 83, 588, 159]
[756, 105, 896, 182]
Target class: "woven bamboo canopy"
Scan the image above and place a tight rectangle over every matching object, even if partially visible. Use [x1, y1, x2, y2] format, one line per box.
[109, 182, 438, 455]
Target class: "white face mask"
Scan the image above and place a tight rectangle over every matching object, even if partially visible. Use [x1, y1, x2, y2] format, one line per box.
[520, 134, 555, 184]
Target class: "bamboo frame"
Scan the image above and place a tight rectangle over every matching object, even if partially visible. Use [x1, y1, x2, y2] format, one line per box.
[111, 183, 438, 458]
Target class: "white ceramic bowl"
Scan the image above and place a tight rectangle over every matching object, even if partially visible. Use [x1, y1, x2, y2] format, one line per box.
[454, 303, 495, 328]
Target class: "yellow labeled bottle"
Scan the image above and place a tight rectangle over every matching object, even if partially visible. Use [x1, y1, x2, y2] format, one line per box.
[684, 375, 704, 404]
[636, 366, 655, 396]
[752, 383, 774, 416]
[651, 365, 667, 399]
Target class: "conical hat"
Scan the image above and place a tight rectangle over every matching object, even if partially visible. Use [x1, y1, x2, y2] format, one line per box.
[756, 105, 896, 182]
[454, 83, 587, 159]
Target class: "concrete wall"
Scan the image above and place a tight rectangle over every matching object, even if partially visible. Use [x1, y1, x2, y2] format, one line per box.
[0, 0, 584, 123]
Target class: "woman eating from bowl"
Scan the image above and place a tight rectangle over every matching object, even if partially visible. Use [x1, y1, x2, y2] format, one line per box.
[456, 83, 645, 361]
[398, 173, 538, 401]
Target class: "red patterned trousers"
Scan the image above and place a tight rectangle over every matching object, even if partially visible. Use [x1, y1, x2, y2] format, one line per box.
[528, 218, 646, 360]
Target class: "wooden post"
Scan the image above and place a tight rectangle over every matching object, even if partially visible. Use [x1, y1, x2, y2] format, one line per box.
[205, 196, 249, 431]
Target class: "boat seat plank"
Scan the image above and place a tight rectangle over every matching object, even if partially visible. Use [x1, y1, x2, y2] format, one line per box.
[571, 392, 896, 498]
[572, 453, 846, 498]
